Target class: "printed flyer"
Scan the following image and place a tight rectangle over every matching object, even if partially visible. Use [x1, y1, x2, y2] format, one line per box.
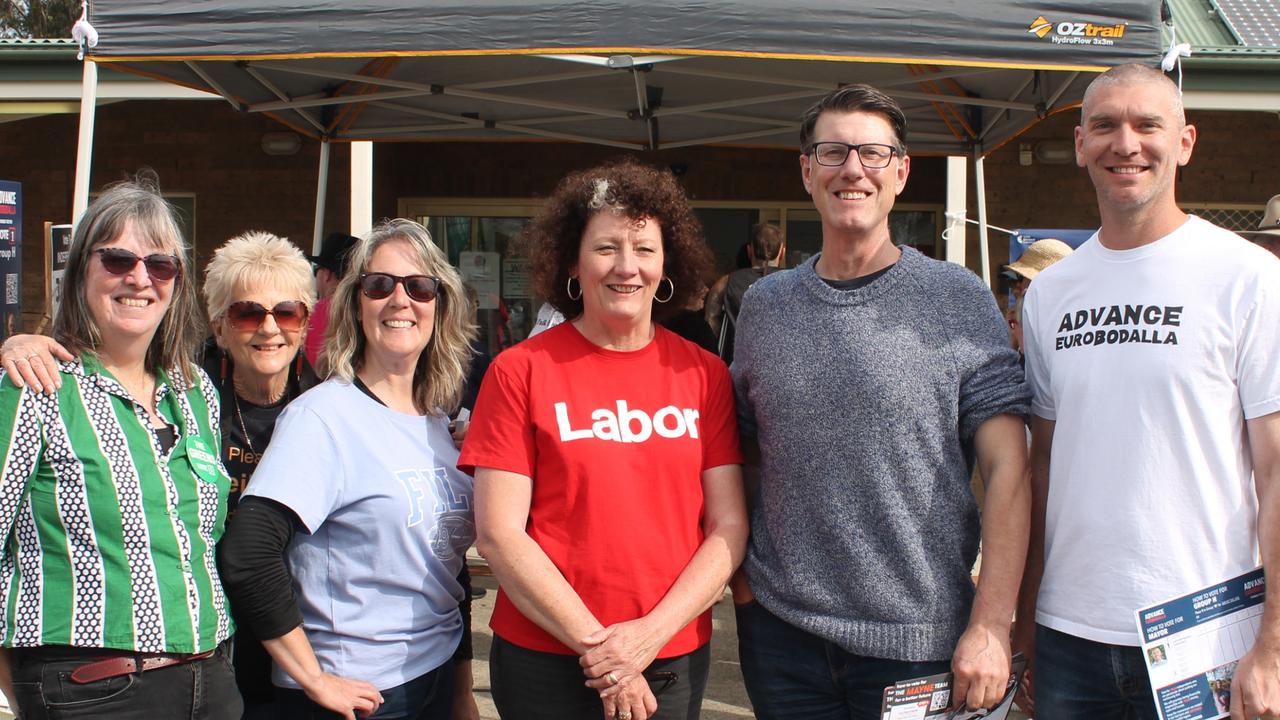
[880, 655, 1025, 720]
[1135, 566, 1265, 720]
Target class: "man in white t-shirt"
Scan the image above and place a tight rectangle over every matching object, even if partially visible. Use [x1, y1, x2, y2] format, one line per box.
[1015, 64, 1280, 720]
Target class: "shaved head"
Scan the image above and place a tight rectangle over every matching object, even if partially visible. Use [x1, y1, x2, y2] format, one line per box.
[1082, 64, 1185, 127]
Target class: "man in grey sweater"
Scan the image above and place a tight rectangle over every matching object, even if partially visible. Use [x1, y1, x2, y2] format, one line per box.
[731, 84, 1031, 720]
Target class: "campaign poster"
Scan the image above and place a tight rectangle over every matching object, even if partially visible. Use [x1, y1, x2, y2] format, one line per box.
[0, 181, 21, 339]
[49, 224, 73, 319]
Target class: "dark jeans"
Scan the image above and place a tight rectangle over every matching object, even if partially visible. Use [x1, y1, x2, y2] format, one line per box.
[736, 600, 951, 720]
[489, 635, 710, 720]
[275, 660, 454, 720]
[9, 640, 241, 720]
[1035, 624, 1159, 720]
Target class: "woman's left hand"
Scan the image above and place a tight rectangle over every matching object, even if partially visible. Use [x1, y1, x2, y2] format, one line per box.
[580, 618, 665, 694]
[599, 674, 658, 720]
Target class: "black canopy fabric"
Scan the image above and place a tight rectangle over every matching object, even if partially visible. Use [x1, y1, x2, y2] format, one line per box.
[85, 0, 1168, 155]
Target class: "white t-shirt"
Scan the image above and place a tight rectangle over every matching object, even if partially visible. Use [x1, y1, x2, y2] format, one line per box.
[1024, 216, 1280, 645]
[245, 379, 475, 690]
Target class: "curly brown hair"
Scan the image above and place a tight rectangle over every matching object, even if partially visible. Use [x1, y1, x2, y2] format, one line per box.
[527, 158, 712, 322]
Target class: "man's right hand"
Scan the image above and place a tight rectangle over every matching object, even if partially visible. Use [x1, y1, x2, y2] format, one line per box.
[1011, 619, 1036, 715]
[1, 334, 73, 395]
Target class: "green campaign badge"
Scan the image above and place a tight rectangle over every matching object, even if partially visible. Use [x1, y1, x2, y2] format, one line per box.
[185, 435, 223, 484]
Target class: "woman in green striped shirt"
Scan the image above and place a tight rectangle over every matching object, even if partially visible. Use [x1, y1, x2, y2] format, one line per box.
[0, 178, 241, 719]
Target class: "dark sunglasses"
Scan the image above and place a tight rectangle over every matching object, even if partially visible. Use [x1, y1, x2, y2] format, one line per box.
[225, 300, 309, 332]
[645, 671, 678, 697]
[359, 272, 441, 303]
[94, 247, 182, 283]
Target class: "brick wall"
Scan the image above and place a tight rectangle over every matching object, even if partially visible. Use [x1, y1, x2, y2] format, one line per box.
[973, 108, 1280, 272]
[3, 98, 1276, 335]
[1, 99, 352, 334]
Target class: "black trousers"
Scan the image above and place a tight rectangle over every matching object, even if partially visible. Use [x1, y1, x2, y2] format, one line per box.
[489, 635, 709, 720]
[9, 640, 242, 720]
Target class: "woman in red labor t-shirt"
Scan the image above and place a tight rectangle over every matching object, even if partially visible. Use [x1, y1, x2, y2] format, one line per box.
[459, 159, 747, 720]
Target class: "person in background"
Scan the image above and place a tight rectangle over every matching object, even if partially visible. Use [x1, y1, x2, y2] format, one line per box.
[0, 177, 240, 719]
[219, 219, 477, 720]
[305, 231, 359, 366]
[461, 159, 747, 720]
[1239, 193, 1280, 260]
[707, 222, 785, 363]
[660, 278, 719, 354]
[999, 238, 1073, 302]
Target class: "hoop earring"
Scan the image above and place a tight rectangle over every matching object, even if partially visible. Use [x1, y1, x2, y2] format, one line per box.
[566, 276, 582, 301]
[654, 277, 675, 304]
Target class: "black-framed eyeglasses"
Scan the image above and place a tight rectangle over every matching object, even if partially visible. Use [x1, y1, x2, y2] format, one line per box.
[93, 247, 182, 283]
[807, 141, 899, 169]
[644, 670, 679, 697]
[225, 300, 309, 332]
[359, 272, 442, 303]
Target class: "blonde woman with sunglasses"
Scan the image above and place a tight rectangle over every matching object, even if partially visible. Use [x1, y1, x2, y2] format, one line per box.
[218, 219, 477, 720]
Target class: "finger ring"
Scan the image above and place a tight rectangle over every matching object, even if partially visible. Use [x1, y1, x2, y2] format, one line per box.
[607, 671, 619, 685]
[617, 713, 632, 720]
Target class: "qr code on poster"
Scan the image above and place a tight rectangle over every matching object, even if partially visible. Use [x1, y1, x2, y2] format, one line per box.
[5, 274, 16, 305]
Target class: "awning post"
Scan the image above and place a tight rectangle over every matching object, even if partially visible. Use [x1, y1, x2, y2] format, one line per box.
[350, 141, 373, 237]
[944, 156, 967, 266]
[974, 149, 991, 288]
[72, 60, 97, 226]
[312, 139, 331, 254]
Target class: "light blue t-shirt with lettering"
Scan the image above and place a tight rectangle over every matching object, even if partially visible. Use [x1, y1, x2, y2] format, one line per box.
[246, 379, 474, 691]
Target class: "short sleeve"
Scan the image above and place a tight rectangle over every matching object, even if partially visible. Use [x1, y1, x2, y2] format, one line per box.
[242, 403, 343, 533]
[1022, 284, 1057, 421]
[700, 360, 742, 470]
[457, 352, 536, 477]
[1237, 270, 1280, 420]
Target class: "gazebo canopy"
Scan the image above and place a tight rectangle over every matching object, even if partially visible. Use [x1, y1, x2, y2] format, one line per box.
[85, 0, 1168, 155]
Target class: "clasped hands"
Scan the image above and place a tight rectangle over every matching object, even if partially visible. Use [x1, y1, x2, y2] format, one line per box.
[580, 618, 663, 720]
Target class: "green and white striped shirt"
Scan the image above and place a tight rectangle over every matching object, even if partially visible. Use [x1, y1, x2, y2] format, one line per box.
[0, 355, 234, 653]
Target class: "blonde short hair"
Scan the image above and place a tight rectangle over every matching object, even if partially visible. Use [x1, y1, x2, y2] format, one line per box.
[324, 219, 475, 414]
[202, 231, 317, 322]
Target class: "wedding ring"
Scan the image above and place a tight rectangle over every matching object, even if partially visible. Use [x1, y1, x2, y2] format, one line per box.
[607, 671, 619, 685]
[617, 712, 632, 720]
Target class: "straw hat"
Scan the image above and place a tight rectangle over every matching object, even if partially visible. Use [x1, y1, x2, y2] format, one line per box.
[1002, 238, 1074, 281]
[1239, 195, 1280, 240]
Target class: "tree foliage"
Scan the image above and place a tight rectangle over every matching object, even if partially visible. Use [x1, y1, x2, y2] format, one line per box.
[0, 0, 84, 39]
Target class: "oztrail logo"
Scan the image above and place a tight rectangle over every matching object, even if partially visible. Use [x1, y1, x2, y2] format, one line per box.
[1028, 16, 1127, 46]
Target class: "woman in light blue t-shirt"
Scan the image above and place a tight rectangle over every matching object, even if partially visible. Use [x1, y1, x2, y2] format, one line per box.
[219, 219, 477, 720]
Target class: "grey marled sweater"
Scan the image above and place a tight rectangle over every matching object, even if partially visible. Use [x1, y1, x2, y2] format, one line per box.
[731, 247, 1029, 661]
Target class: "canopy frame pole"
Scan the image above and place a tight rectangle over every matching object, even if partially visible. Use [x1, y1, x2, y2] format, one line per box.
[350, 141, 374, 237]
[312, 139, 331, 253]
[184, 61, 242, 111]
[944, 156, 967, 267]
[72, 60, 97, 225]
[242, 65, 327, 134]
[974, 148, 992, 288]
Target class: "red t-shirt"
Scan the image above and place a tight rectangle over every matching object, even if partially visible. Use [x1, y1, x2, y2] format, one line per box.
[458, 322, 741, 657]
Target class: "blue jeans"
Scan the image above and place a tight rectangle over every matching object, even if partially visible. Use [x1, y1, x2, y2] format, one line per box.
[1035, 624, 1159, 720]
[736, 601, 951, 720]
[276, 660, 455, 720]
